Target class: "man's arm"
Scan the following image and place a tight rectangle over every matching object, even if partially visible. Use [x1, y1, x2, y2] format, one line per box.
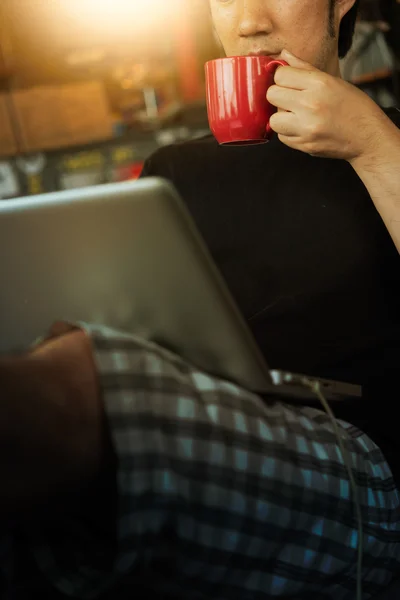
[0, 330, 107, 524]
[269, 52, 400, 251]
[349, 112, 400, 252]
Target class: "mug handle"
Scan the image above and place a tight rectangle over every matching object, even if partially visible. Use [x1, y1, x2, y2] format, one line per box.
[264, 59, 288, 137]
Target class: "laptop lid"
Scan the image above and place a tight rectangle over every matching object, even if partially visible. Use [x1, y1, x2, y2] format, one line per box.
[0, 178, 273, 391]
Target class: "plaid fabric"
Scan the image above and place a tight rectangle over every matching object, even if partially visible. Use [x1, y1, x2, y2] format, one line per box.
[3, 322, 400, 599]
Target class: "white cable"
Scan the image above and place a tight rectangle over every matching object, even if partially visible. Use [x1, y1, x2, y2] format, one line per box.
[301, 378, 363, 600]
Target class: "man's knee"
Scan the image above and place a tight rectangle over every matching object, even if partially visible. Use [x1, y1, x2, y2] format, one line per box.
[0, 329, 109, 521]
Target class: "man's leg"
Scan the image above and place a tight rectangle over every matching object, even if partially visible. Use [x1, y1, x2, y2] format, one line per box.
[17, 322, 400, 600]
[0, 327, 107, 523]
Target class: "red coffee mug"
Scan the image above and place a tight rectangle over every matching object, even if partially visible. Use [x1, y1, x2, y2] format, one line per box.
[205, 56, 288, 145]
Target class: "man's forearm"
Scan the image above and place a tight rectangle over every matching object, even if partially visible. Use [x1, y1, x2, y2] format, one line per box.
[0, 331, 106, 523]
[350, 113, 400, 252]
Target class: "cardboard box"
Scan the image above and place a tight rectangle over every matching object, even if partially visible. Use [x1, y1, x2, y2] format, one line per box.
[0, 93, 18, 157]
[12, 81, 113, 153]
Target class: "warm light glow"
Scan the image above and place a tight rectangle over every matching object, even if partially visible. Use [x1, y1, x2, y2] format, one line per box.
[70, 0, 180, 30]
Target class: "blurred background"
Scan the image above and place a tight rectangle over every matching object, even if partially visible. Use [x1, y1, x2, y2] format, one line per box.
[0, 0, 399, 200]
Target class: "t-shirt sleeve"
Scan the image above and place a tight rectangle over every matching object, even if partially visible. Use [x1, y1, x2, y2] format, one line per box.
[139, 146, 177, 184]
[139, 156, 155, 179]
[140, 144, 186, 191]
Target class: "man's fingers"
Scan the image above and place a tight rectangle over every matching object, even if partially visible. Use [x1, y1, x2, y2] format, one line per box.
[269, 110, 298, 137]
[267, 85, 302, 111]
[274, 65, 317, 90]
[275, 49, 322, 90]
[281, 49, 316, 69]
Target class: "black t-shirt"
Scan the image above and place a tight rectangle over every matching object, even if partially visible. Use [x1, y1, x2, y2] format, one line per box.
[141, 107, 400, 477]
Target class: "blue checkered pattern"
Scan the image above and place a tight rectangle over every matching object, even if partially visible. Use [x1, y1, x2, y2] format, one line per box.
[3, 322, 400, 598]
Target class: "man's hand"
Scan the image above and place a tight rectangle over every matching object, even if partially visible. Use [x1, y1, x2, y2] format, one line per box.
[267, 49, 386, 161]
[267, 49, 400, 251]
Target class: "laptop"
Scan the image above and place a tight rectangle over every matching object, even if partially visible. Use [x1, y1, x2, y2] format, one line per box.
[0, 178, 361, 402]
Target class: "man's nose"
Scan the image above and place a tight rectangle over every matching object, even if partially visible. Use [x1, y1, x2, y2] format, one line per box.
[237, 0, 272, 37]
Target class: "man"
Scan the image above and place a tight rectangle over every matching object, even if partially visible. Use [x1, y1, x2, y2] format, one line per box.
[1, 0, 400, 598]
